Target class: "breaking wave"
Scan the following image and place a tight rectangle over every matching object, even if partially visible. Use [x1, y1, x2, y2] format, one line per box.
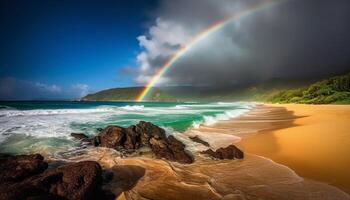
[0, 101, 253, 154]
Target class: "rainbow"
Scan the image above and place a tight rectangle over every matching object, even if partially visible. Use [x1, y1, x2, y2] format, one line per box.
[136, 0, 284, 102]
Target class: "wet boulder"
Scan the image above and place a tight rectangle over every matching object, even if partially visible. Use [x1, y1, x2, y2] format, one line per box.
[202, 145, 244, 160]
[135, 121, 167, 146]
[0, 154, 48, 183]
[124, 125, 141, 150]
[167, 135, 194, 164]
[1, 161, 111, 200]
[94, 121, 193, 164]
[96, 125, 126, 148]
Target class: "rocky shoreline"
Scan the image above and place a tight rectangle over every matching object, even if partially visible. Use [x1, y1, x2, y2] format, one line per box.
[1, 121, 244, 200]
[71, 121, 244, 164]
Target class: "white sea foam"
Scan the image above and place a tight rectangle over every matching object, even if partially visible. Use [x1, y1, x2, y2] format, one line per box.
[120, 105, 145, 111]
[192, 103, 252, 128]
[0, 102, 254, 154]
[0, 107, 119, 117]
[0, 107, 120, 143]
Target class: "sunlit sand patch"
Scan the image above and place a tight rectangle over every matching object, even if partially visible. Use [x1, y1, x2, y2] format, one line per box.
[240, 104, 350, 194]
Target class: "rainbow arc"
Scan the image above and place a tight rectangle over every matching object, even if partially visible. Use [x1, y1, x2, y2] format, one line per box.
[136, 0, 284, 102]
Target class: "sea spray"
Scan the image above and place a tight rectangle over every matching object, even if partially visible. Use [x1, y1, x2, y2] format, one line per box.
[0, 101, 253, 155]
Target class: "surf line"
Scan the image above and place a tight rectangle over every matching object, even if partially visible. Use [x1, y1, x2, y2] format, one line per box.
[136, 0, 285, 102]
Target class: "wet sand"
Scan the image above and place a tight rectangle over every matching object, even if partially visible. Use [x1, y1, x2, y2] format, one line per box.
[60, 104, 350, 200]
[239, 104, 350, 194]
[68, 147, 349, 200]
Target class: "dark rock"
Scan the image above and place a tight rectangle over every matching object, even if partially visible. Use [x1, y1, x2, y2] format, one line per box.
[97, 125, 126, 148]
[124, 125, 141, 150]
[93, 136, 101, 146]
[148, 135, 193, 164]
[189, 135, 210, 147]
[70, 133, 89, 141]
[135, 122, 193, 163]
[167, 135, 194, 164]
[201, 145, 244, 160]
[94, 121, 193, 164]
[95, 121, 166, 149]
[135, 121, 167, 146]
[0, 154, 48, 183]
[0, 161, 111, 200]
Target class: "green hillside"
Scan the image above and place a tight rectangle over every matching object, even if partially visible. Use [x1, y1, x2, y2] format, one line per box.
[82, 73, 350, 104]
[265, 73, 350, 104]
[82, 87, 176, 102]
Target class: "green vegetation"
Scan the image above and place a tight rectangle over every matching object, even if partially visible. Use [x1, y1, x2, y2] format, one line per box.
[266, 73, 350, 104]
[82, 87, 176, 102]
[82, 73, 350, 104]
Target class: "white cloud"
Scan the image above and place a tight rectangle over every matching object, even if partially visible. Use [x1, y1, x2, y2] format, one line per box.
[0, 77, 90, 100]
[34, 82, 61, 93]
[0, 77, 62, 100]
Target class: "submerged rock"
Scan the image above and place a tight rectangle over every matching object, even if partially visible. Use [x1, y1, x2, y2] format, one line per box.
[0, 154, 48, 183]
[201, 145, 244, 160]
[71, 132, 90, 141]
[189, 135, 210, 147]
[94, 121, 193, 164]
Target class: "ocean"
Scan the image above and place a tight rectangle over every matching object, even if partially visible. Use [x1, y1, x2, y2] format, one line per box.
[0, 101, 252, 155]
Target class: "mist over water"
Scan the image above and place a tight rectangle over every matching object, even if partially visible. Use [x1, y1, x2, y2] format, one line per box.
[0, 101, 252, 155]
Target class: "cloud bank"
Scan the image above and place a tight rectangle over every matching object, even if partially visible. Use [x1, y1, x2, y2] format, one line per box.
[0, 77, 89, 100]
[134, 0, 350, 87]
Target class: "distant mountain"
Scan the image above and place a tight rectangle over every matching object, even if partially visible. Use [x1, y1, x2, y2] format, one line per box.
[82, 87, 176, 102]
[82, 73, 350, 104]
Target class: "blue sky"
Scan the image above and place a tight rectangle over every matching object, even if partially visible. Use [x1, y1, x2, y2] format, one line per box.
[0, 0, 157, 99]
[1, 0, 349, 100]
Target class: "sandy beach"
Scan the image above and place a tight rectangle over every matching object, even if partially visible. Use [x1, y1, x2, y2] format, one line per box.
[239, 104, 350, 194]
[60, 103, 350, 200]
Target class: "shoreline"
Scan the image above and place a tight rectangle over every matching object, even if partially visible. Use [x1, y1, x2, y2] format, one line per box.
[238, 104, 350, 194]
[2, 102, 350, 199]
[59, 103, 350, 200]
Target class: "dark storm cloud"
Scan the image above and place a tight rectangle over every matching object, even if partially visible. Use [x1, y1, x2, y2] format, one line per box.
[134, 0, 350, 87]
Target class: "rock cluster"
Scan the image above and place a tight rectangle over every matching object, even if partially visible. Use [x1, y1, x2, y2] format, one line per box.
[201, 145, 244, 160]
[92, 121, 193, 164]
[0, 154, 113, 200]
[70, 121, 245, 164]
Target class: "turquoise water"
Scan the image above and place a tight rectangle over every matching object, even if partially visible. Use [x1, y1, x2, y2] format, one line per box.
[0, 101, 252, 155]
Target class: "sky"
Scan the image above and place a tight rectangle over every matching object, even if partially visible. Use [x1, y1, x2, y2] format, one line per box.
[1, 0, 350, 100]
[0, 0, 157, 100]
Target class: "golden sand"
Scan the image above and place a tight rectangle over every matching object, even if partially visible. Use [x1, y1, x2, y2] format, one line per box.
[239, 104, 350, 194]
